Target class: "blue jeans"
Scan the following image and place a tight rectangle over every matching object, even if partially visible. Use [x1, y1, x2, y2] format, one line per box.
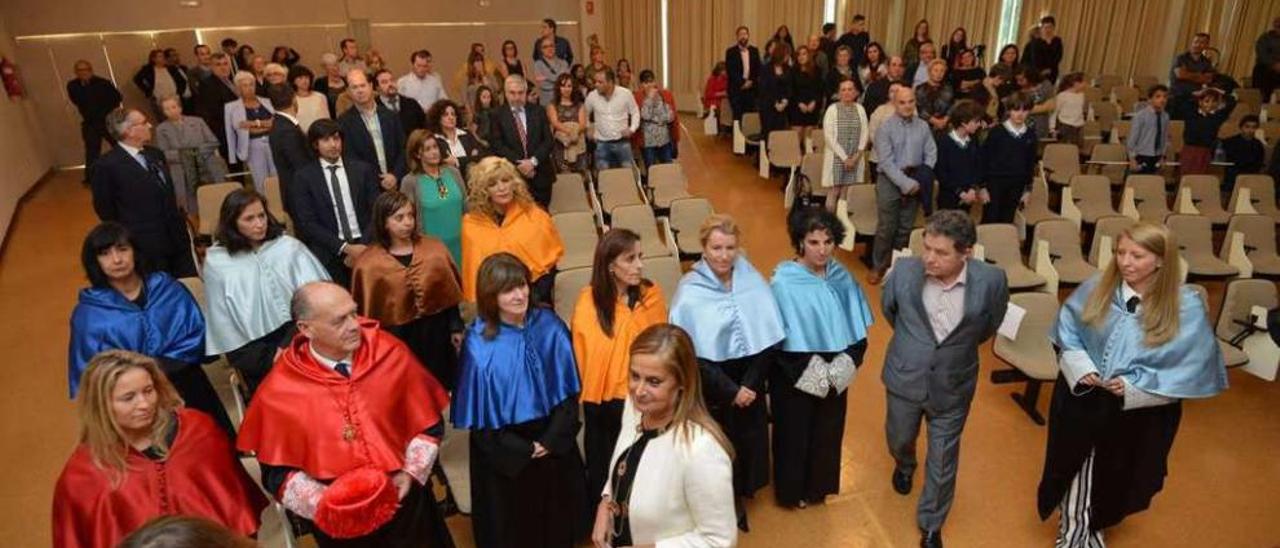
[595, 140, 635, 171]
[642, 143, 674, 169]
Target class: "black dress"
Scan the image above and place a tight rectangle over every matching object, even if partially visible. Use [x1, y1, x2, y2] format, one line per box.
[382, 253, 464, 390]
[790, 68, 825, 126]
[699, 352, 771, 498]
[757, 64, 794, 134]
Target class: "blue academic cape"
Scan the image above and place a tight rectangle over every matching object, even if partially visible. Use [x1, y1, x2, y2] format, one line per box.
[770, 259, 874, 353]
[669, 255, 785, 362]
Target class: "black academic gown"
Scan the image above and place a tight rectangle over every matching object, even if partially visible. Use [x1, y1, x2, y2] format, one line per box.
[700, 352, 772, 498]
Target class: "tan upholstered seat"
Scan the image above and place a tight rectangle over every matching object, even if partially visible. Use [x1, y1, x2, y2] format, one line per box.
[549, 173, 591, 215]
[847, 184, 879, 237]
[1089, 100, 1118, 134]
[978, 223, 1046, 290]
[991, 291, 1061, 424]
[1179, 175, 1232, 225]
[553, 267, 592, 323]
[610, 204, 673, 258]
[262, 176, 290, 227]
[768, 130, 803, 169]
[669, 197, 714, 258]
[1221, 214, 1280, 276]
[1125, 174, 1171, 223]
[1166, 214, 1239, 277]
[1041, 143, 1081, 186]
[649, 166, 692, 209]
[1032, 218, 1098, 284]
[1068, 175, 1118, 224]
[1110, 120, 1131, 143]
[552, 211, 599, 271]
[1089, 143, 1128, 187]
[1088, 215, 1137, 266]
[644, 255, 684, 307]
[1023, 177, 1062, 226]
[1113, 87, 1140, 116]
[1095, 74, 1124, 94]
[1230, 175, 1280, 222]
[197, 182, 244, 236]
[1217, 279, 1279, 367]
[597, 168, 645, 215]
[741, 112, 763, 145]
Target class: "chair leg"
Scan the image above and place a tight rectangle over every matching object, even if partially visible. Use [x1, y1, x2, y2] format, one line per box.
[990, 368, 1046, 425]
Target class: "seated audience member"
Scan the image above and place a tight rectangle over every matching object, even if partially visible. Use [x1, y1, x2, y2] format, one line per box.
[590, 324, 737, 548]
[238, 282, 453, 547]
[338, 69, 407, 187]
[548, 73, 588, 174]
[703, 61, 729, 112]
[1127, 85, 1172, 174]
[401, 129, 466, 265]
[460, 157, 564, 304]
[636, 69, 678, 168]
[291, 119, 382, 285]
[982, 92, 1038, 224]
[154, 94, 227, 215]
[314, 53, 347, 118]
[489, 75, 556, 206]
[288, 65, 329, 132]
[768, 207, 872, 509]
[224, 70, 276, 192]
[934, 100, 987, 211]
[427, 99, 484, 176]
[571, 229, 669, 508]
[1180, 88, 1236, 174]
[69, 222, 231, 434]
[1221, 115, 1265, 189]
[374, 68, 426, 136]
[586, 67, 641, 171]
[203, 189, 329, 398]
[118, 515, 256, 548]
[53, 351, 266, 548]
[669, 214, 786, 532]
[453, 253, 588, 548]
[351, 191, 464, 389]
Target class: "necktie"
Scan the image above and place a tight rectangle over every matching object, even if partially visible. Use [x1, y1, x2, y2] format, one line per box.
[140, 153, 168, 190]
[1126, 296, 1141, 313]
[513, 108, 528, 155]
[335, 362, 351, 378]
[327, 165, 355, 242]
[1154, 113, 1163, 155]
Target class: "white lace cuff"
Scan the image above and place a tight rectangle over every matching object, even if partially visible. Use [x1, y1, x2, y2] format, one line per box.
[281, 471, 326, 520]
[402, 434, 439, 485]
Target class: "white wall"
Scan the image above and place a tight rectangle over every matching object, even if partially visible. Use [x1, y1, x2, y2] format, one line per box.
[0, 10, 54, 244]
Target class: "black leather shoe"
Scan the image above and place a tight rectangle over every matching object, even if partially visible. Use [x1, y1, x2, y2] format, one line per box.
[892, 467, 913, 495]
[920, 530, 943, 548]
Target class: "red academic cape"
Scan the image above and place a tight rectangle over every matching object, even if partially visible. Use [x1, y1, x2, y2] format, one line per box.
[236, 319, 450, 482]
[52, 409, 266, 548]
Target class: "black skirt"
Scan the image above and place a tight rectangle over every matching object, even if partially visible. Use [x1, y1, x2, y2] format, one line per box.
[769, 349, 851, 506]
[700, 354, 772, 497]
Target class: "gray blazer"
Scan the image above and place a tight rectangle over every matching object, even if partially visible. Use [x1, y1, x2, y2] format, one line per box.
[880, 257, 1009, 409]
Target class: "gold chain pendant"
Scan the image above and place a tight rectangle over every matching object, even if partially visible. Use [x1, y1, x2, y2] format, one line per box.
[342, 423, 357, 442]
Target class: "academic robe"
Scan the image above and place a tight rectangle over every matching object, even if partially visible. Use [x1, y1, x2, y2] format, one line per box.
[452, 307, 588, 548]
[768, 259, 873, 506]
[669, 255, 785, 497]
[1038, 277, 1228, 530]
[351, 237, 464, 390]
[569, 282, 668, 507]
[459, 203, 564, 302]
[52, 408, 267, 548]
[237, 319, 452, 547]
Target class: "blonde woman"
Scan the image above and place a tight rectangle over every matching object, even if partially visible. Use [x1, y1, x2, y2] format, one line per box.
[459, 156, 564, 304]
[52, 350, 266, 548]
[591, 324, 737, 548]
[1038, 222, 1228, 547]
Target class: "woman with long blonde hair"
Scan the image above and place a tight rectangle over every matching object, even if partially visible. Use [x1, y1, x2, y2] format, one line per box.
[1038, 222, 1227, 547]
[591, 324, 736, 548]
[53, 350, 266, 548]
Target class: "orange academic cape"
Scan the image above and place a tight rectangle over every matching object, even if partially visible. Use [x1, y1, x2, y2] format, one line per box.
[460, 202, 565, 301]
[236, 319, 450, 480]
[570, 284, 668, 403]
[52, 409, 267, 548]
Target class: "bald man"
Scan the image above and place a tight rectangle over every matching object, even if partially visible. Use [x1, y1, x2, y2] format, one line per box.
[336, 69, 406, 189]
[66, 61, 123, 179]
[238, 282, 453, 546]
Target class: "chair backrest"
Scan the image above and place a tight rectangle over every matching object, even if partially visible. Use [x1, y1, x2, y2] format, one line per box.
[1084, 86, 1104, 104]
[908, 227, 924, 256]
[1113, 87, 1140, 114]
[1235, 174, 1278, 212]
[1089, 215, 1137, 265]
[1096, 74, 1124, 93]
[1111, 120, 1131, 143]
[1033, 218, 1085, 260]
[1166, 213, 1216, 257]
[1091, 143, 1128, 186]
[767, 130, 803, 167]
[993, 291, 1061, 380]
[808, 127, 825, 153]
[1042, 143, 1081, 178]
[1218, 279, 1278, 341]
[800, 153, 824, 188]
[847, 183, 878, 235]
[1236, 88, 1263, 109]
[717, 98, 733, 126]
[553, 267, 592, 324]
[178, 277, 207, 314]
[610, 204, 671, 257]
[1222, 214, 1278, 260]
[648, 163, 684, 186]
[598, 168, 644, 213]
[977, 223, 1028, 269]
[263, 176, 288, 223]
[552, 211, 599, 271]
[1125, 174, 1170, 222]
[1132, 75, 1158, 91]
[549, 175, 592, 215]
[645, 255, 684, 306]
[669, 197, 713, 252]
[1179, 174, 1226, 214]
[197, 182, 244, 235]
[1069, 174, 1116, 213]
[1090, 100, 1117, 127]
[741, 112, 762, 138]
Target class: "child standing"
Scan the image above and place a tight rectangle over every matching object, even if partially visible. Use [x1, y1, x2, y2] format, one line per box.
[1051, 72, 1087, 148]
[982, 93, 1039, 224]
[934, 100, 986, 211]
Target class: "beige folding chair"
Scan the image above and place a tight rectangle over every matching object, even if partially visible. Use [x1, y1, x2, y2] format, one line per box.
[1095, 74, 1124, 94]
[552, 211, 599, 271]
[262, 176, 290, 227]
[1229, 175, 1280, 222]
[1177, 174, 1232, 225]
[1221, 214, 1280, 277]
[1110, 120, 1131, 144]
[1089, 143, 1129, 187]
[907, 228, 925, 256]
[597, 167, 646, 215]
[1089, 100, 1118, 134]
[197, 182, 244, 236]
[846, 183, 879, 238]
[717, 98, 733, 129]
[990, 292, 1061, 424]
[808, 126, 826, 154]
[1123, 174, 1171, 223]
[978, 223, 1046, 290]
[649, 165, 692, 210]
[553, 267, 592, 323]
[1088, 215, 1137, 267]
[1083, 86, 1105, 104]
[1166, 214, 1239, 278]
[1218, 279, 1279, 368]
[549, 173, 592, 215]
[669, 197, 714, 259]
[1263, 103, 1280, 123]
[1041, 143, 1081, 187]
[1236, 88, 1263, 112]
[1183, 284, 1246, 369]
[1113, 86, 1140, 116]
[1031, 218, 1098, 284]
[645, 255, 684, 307]
[1064, 174, 1118, 225]
[648, 163, 684, 185]
[610, 204, 675, 258]
[1132, 75, 1158, 91]
[741, 112, 763, 150]
[1022, 176, 1062, 227]
[768, 129, 803, 184]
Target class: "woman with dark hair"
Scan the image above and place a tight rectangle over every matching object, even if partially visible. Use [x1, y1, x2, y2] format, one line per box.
[903, 19, 932, 70]
[703, 61, 729, 112]
[825, 45, 861, 103]
[351, 191, 464, 389]
[426, 99, 483, 176]
[766, 25, 796, 58]
[314, 53, 347, 118]
[791, 46, 824, 141]
[234, 45, 255, 77]
[400, 129, 465, 265]
[203, 189, 329, 399]
[1038, 222, 1226, 546]
[941, 27, 968, 68]
[989, 45, 1022, 99]
[69, 223, 232, 435]
[270, 46, 300, 68]
[453, 253, 588, 548]
[464, 51, 503, 114]
[950, 49, 989, 104]
[53, 351, 266, 548]
[858, 42, 887, 86]
[571, 228, 668, 509]
[470, 85, 497, 146]
[758, 43, 795, 136]
[288, 65, 329, 132]
[769, 207, 872, 509]
[548, 72, 588, 174]
[500, 40, 526, 79]
[134, 48, 189, 119]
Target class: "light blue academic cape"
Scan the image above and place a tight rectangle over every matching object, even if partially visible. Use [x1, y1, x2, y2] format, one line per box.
[770, 259, 874, 353]
[669, 255, 785, 362]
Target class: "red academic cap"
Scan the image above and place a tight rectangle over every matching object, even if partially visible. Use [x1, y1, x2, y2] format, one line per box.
[313, 468, 399, 539]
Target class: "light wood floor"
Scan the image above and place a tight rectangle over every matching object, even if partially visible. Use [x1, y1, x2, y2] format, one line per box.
[3, 116, 1278, 547]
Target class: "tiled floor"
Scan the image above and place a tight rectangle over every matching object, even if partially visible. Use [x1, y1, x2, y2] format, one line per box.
[3, 116, 1278, 547]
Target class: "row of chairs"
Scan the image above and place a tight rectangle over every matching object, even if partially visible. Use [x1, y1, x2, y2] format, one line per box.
[195, 177, 291, 237]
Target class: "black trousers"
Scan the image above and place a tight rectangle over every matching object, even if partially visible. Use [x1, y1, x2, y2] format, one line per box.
[81, 121, 111, 179]
[983, 176, 1029, 224]
[1132, 155, 1161, 175]
[1254, 64, 1278, 105]
[224, 322, 294, 402]
[582, 399, 624, 509]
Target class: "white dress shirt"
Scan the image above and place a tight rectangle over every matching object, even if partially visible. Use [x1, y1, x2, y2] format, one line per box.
[397, 71, 448, 112]
[308, 342, 354, 374]
[584, 86, 640, 141]
[922, 262, 967, 342]
[118, 142, 148, 169]
[356, 105, 388, 173]
[319, 158, 363, 243]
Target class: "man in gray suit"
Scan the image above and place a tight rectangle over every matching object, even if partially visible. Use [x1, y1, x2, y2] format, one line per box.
[880, 210, 1009, 548]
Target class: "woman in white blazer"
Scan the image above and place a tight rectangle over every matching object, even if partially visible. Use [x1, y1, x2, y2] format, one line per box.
[819, 77, 869, 213]
[592, 324, 737, 548]
[224, 70, 276, 192]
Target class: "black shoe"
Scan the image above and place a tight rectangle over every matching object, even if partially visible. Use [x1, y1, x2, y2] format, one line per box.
[920, 530, 943, 548]
[737, 512, 750, 533]
[892, 467, 913, 495]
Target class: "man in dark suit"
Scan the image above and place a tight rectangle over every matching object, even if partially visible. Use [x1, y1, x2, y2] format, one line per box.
[291, 118, 382, 285]
[836, 14, 871, 68]
[724, 26, 762, 122]
[91, 108, 197, 278]
[489, 75, 555, 206]
[337, 69, 406, 192]
[266, 83, 311, 218]
[66, 60, 122, 181]
[373, 68, 426, 136]
[880, 210, 1009, 548]
[195, 52, 239, 168]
